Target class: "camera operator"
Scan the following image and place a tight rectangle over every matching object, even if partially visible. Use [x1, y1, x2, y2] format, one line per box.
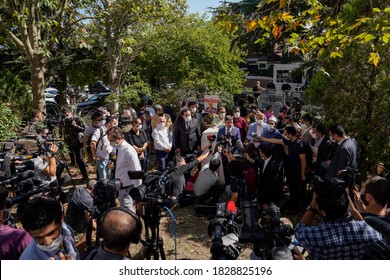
[24, 140, 59, 186]
[295, 181, 382, 259]
[106, 127, 142, 212]
[19, 197, 80, 260]
[353, 176, 390, 220]
[91, 116, 117, 181]
[65, 180, 96, 234]
[84, 207, 148, 260]
[0, 186, 32, 259]
[170, 151, 210, 199]
[194, 158, 224, 205]
[62, 108, 88, 181]
[23, 109, 44, 136]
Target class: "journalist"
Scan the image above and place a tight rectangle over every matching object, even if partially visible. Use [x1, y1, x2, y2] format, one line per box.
[65, 179, 96, 233]
[20, 197, 80, 260]
[170, 151, 210, 198]
[107, 127, 142, 212]
[295, 180, 382, 259]
[84, 207, 148, 260]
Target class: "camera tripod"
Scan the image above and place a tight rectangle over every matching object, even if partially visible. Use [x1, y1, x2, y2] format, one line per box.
[140, 199, 167, 260]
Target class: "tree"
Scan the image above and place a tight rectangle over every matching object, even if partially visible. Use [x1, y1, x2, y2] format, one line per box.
[0, 0, 88, 112]
[86, 0, 187, 111]
[216, 0, 390, 174]
[134, 15, 246, 103]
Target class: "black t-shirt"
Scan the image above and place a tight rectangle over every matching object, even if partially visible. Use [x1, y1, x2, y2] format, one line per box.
[125, 129, 149, 156]
[283, 138, 306, 168]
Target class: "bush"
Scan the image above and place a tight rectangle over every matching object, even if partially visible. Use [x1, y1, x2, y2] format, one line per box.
[0, 104, 22, 143]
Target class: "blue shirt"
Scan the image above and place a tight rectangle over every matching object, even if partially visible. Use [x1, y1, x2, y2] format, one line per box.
[295, 219, 382, 259]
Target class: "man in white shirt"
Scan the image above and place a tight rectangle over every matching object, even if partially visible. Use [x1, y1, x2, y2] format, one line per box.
[91, 116, 117, 181]
[107, 127, 142, 212]
[152, 115, 172, 172]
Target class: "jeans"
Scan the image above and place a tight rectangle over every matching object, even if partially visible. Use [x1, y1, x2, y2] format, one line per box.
[139, 155, 148, 173]
[96, 158, 110, 181]
[155, 149, 169, 172]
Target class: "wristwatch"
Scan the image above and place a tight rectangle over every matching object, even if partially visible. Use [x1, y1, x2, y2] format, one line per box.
[306, 205, 317, 213]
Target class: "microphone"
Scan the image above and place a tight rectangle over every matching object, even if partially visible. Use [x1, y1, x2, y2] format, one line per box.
[236, 140, 245, 154]
[227, 200, 237, 214]
[109, 151, 117, 163]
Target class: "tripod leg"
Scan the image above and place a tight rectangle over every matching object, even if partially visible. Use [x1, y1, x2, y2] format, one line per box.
[158, 238, 166, 260]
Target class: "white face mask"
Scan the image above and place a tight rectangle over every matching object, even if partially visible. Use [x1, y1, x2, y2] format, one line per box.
[157, 123, 165, 129]
[219, 113, 226, 119]
[110, 141, 119, 147]
[310, 132, 318, 140]
[256, 119, 263, 125]
[234, 112, 240, 118]
[191, 108, 196, 114]
[184, 116, 192, 122]
[36, 231, 64, 253]
[98, 120, 105, 126]
[138, 124, 143, 130]
[300, 123, 307, 130]
[268, 124, 275, 132]
[329, 135, 336, 143]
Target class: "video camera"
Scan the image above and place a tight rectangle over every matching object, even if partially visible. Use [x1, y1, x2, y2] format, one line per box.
[119, 114, 132, 128]
[92, 179, 122, 216]
[311, 168, 359, 200]
[36, 135, 63, 158]
[207, 202, 242, 260]
[363, 216, 390, 259]
[197, 198, 294, 260]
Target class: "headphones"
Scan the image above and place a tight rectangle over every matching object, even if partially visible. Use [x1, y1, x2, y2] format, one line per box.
[99, 207, 142, 244]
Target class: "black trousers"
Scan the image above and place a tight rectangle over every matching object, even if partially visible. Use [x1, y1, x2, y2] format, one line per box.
[68, 142, 87, 177]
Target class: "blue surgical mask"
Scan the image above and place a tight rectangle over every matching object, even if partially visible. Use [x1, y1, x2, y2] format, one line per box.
[36, 230, 64, 253]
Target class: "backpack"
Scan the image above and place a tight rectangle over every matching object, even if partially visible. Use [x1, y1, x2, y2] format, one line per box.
[86, 126, 104, 155]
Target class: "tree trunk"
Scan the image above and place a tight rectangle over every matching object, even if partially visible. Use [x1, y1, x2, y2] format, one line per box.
[31, 55, 47, 113]
[109, 64, 120, 113]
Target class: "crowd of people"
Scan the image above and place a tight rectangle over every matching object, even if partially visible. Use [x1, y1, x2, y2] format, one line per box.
[1, 95, 389, 260]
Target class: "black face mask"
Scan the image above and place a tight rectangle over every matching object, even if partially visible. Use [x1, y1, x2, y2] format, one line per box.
[158, 113, 164, 116]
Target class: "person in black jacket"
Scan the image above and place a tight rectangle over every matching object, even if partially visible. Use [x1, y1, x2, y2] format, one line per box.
[62, 108, 88, 180]
[245, 144, 283, 207]
[310, 124, 336, 178]
[173, 107, 202, 157]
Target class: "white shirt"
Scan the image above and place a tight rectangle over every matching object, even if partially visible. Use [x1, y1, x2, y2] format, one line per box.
[114, 141, 142, 211]
[262, 156, 272, 174]
[91, 125, 112, 159]
[152, 125, 172, 151]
